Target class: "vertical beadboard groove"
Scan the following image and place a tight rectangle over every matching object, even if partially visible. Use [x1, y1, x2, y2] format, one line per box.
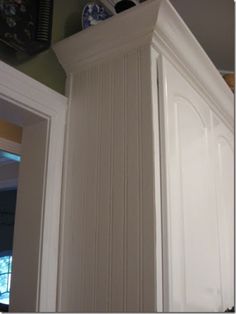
[86, 68, 92, 310]
[81, 69, 89, 310]
[138, 49, 143, 312]
[123, 55, 128, 312]
[87, 67, 92, 311]
[74, 72, 84, 310]
[106, 63, 111, 311]
[110, 56, 125, 312]
[61, 46, 156, 312]
[108, 63, 114, 312]
[136, 48, 140, 311]
[95, 64, 103, 310]
[93, 65, 101, 311]
[105, 64, 109, 313]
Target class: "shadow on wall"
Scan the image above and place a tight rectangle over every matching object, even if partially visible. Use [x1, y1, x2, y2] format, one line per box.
[64, 11, 82, 39]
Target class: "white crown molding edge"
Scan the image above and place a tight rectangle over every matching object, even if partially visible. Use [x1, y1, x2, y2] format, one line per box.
[0, 137, 21, 155]
[0, 61, 68, 312]
[53, 0, 159, 73]
[152, 0, 233, 122]
[53, 0, 233, 123]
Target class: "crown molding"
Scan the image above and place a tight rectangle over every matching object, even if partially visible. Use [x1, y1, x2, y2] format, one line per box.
[53, 0, 160, 73]
[53, 0, 233, 120]
[151, 0, 233, 120]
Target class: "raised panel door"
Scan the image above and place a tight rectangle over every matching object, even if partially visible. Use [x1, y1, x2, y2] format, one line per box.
[160, 57, 222, 312]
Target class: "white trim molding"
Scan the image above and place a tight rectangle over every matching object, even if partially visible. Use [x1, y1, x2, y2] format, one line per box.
[0, 60, 67, 312]
[53, 0, 233, 311]
[54, 0, 233, 125]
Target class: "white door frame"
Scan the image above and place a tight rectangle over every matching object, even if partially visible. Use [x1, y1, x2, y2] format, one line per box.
[0, 61, 67, 312]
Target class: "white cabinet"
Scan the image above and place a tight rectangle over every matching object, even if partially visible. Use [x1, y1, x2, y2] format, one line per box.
[160, 57, 226, 312]
[54, 0, 234, 312]
[212, 115, 234, 310]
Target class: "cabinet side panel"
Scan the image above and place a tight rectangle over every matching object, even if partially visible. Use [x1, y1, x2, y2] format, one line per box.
[59, 46, 156, 312]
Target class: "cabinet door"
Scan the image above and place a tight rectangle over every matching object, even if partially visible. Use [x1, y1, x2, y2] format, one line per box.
[212, 115, 234, 311]
[160, 57, 222, 312]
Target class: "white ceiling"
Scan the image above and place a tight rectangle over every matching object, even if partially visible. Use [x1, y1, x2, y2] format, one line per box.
[169, 0, 234, 72]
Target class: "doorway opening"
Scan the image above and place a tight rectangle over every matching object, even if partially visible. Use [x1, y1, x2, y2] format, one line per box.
[0, 120, 22, 312]
[0, 61, 67, 312]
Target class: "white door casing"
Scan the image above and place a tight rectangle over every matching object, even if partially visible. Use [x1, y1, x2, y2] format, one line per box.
[0, 61, 67, 312]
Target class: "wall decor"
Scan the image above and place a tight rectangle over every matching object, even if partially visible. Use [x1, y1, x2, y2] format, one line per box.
[82, 2, 112, 29]
[0, 0, 53, 55]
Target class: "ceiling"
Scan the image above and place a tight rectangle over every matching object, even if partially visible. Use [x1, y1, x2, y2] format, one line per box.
[169, 0, 234, 72]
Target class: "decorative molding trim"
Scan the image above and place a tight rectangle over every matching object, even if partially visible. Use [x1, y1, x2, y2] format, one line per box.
[0, 60, 67, 312]
[0, 137, 21, 155]
[0, 61, 66, 118]
[53, 0, 158, 73]
[54, 0, 233, 123]
[151, 0, 233, 123]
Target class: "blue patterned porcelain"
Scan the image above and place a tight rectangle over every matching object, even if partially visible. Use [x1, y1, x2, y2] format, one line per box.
[82, 2, 112, 29]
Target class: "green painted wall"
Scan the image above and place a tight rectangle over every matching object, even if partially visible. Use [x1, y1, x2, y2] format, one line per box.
[0, 0, 89, 95]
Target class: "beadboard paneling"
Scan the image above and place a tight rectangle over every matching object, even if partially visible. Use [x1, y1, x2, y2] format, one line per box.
[59, 46, 156, 312]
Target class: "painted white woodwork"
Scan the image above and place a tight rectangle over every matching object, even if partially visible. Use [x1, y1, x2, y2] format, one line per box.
[0, 61, 67, 312]
[54, 0, 233, 123]
[159, 56, 226, 312]
[54, 0, 234, 312]
[10, 120, 48, 311]
[57, 47, 156, 312]
[212, 114, 234, 310]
